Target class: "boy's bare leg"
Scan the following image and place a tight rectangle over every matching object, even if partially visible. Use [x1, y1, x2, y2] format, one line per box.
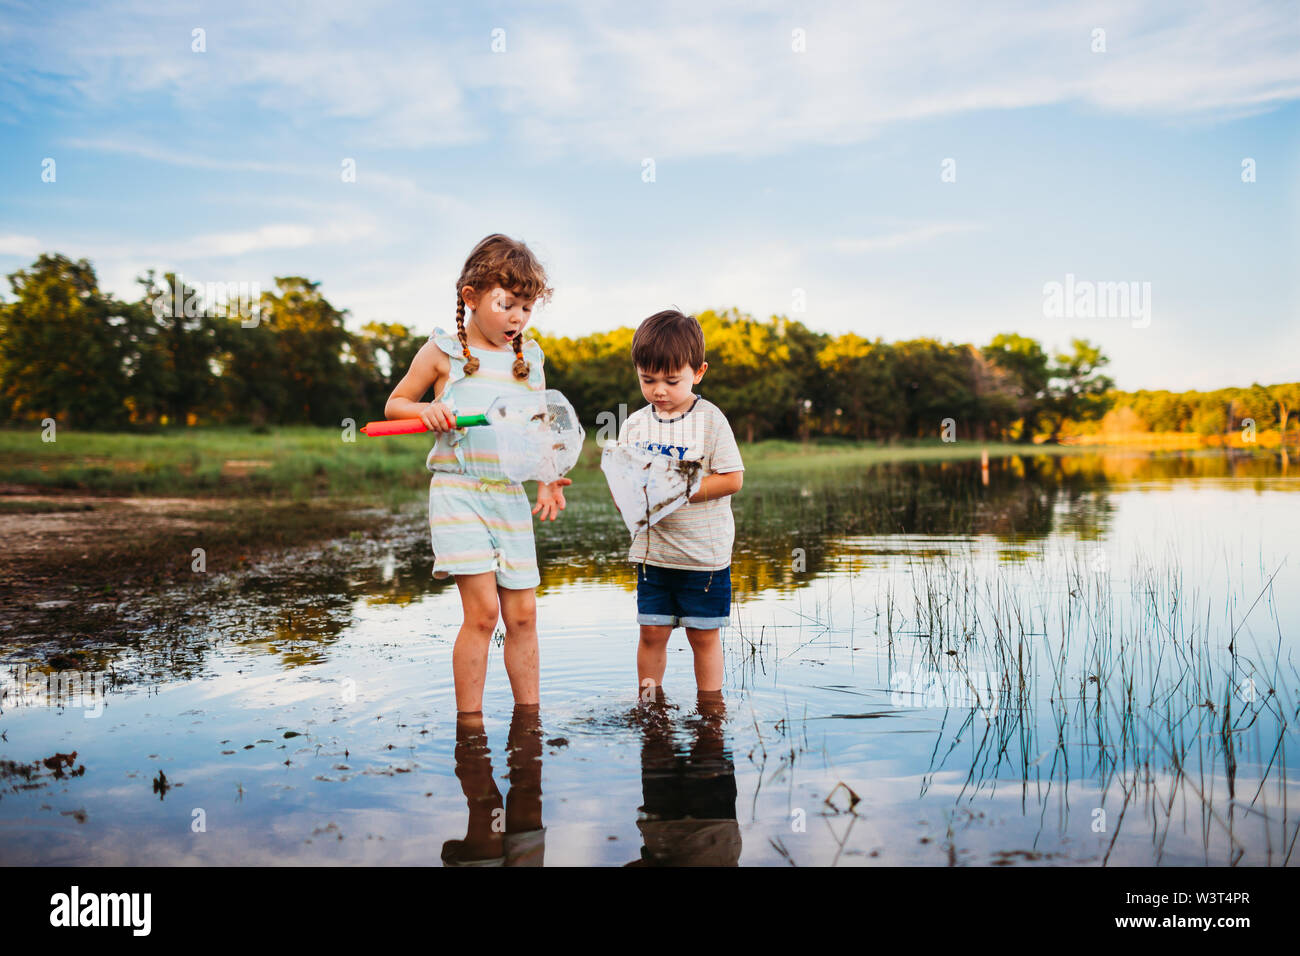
[637, 625, 673, 694]
[452, 572, 501, 713]
[696, 689, 725, 716]
[685, 627, 723, 693]
[498, 585, 539, 707]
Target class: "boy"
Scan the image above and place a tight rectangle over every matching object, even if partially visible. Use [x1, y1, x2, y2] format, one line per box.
[616, 310, 744, 696]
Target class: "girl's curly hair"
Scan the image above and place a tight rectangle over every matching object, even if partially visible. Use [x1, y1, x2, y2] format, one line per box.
[454, 234, 553, 379]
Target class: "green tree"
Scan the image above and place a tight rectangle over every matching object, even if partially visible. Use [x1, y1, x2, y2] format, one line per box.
[982, 333, 1051, 442]
[126, 270, 222, 426]
[1190, 401, 1227, 437]
[260, 277, 353, 425]
[894, 338, 975, 439]
[697, 309, 796, 443]
[816, 333, 901, 439]
[349, 321, 427, 422]
[0, 253, 133, 428]
[212, 306, 289, 427]
[1273, 383, 1300, 441]
[1046, 339, 1113, 442]
[1234, 383, 1276, 432]
[966, 344, 1022, 441]
[770, 316, 829, 438]
[533, 326, 642, 432]
[1127, 389, 1189, 432]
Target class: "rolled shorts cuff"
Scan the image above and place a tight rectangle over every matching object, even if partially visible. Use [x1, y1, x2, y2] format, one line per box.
[434, 560, 540, 590]
[680, 615, 730, 629]
[637, 613, 679, 626]
[496, 570, 541, 590]
[636, 613, 730, 629]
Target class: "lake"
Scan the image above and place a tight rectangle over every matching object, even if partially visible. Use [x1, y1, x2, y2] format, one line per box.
[2, 448, 1297, 866]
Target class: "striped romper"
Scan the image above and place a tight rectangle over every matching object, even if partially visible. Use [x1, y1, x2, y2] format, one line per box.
[426, 326, 545, 590]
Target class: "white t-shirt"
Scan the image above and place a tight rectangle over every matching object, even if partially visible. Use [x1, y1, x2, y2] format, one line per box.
[617, 395, 744, 571]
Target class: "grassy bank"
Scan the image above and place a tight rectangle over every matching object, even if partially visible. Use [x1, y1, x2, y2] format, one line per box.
[0, 425, 1106, 504]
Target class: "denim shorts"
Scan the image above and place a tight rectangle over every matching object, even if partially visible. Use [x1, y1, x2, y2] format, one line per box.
[636, 563, 731, 630]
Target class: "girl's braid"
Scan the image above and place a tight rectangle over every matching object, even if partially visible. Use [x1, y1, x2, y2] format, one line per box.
[511, 331, 529, 381]
[454, 290, 479, 375]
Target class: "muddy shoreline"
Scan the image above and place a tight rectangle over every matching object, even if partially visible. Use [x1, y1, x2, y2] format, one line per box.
[0, 486, 403, 672]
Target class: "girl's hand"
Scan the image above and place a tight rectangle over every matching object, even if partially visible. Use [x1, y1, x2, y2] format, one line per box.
[532, 478, 571, 521]
[420, 401, 457, 433]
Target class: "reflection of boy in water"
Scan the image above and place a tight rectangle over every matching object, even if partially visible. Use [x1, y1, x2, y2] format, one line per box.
[442, 705, 545, 867]
[628, 690, 741, 866]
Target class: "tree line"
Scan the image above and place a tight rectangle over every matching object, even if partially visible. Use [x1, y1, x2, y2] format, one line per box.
[1, 253, 1295, 444]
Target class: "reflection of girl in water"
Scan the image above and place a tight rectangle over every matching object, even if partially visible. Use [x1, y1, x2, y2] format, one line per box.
[627, 690, 741, 866]
[442, 705, 545, 867]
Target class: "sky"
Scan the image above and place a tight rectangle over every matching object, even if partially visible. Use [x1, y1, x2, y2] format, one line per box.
[1, 0, 1297, 391]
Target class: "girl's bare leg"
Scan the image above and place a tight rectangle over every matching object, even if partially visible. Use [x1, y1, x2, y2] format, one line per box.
[497, 585, 539, 706]
[446, 711, 504, 862]
[505, 704, 544, 833]
[452, 572, 501, 713]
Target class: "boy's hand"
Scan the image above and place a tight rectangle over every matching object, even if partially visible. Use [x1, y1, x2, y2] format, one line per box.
[687, 470, 743, 504]
[532, 478, 571, 521]
[420, 401, 457, 433]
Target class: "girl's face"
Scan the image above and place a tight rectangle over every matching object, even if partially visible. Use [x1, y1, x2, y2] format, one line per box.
[637, 362, 707, 417]
[464, 285, 536, 349]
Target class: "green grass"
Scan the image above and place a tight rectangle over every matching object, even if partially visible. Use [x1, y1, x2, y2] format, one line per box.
[718, 438, 1080, 471]
[0, 425, 420, 509]
[0, 425, 1094, 505]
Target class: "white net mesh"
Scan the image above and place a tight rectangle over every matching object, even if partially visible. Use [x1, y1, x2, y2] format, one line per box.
[601, 443, 703, 536]
[488, 389, 586, 484]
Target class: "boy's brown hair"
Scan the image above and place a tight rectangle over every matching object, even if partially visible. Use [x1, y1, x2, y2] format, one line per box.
[631, 309, 705, 375]
[454, 233, 553, 379]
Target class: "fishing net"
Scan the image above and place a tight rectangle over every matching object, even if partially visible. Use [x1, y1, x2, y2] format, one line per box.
[488, 389, 586, 484]
[601, 443, 703, 536]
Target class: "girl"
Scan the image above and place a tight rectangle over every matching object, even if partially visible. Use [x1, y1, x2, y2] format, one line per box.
[385, 234, 569, 715]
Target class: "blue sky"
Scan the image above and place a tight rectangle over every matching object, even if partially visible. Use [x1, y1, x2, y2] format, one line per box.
[1, 0, 1297, 390]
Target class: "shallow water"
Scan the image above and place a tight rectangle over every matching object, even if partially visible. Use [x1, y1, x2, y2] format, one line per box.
[2, 449, 1297, 866]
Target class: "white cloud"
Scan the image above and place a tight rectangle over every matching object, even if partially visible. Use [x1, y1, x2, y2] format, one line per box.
[4, 220, 382, 306]
[166, 221, 376, 258]
[830, 223, 986, 255]
[0, 233, 43, 257]
[22, 220, 378, 265]
[60, 136, 471, 213]
[2, 0, 1293, 394]
[61, 137, 298, 174]
[6, 1, 1298, 160]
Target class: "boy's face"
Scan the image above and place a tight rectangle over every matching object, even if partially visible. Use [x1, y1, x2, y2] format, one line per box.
[637, 362, 707, 417]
